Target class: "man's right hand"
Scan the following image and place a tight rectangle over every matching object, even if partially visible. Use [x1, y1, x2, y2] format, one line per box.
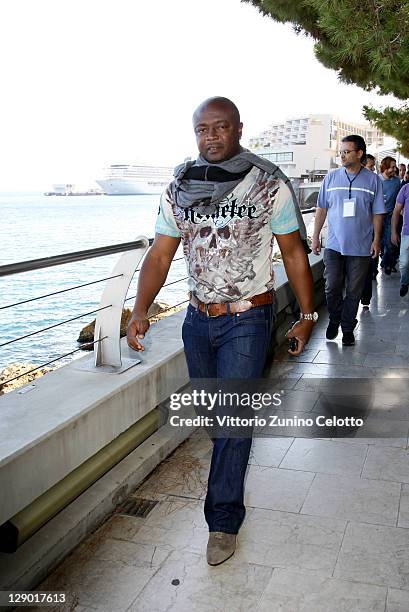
[311, 236, 321, 255]
[127, 316, 150, 352]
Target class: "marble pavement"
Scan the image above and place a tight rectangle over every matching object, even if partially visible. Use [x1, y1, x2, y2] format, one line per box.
[26, 272, 409, 612]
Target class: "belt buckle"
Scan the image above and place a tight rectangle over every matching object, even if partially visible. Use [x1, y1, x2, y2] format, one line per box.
[205, 303, 219, 318]
[234, 299, 253, 313]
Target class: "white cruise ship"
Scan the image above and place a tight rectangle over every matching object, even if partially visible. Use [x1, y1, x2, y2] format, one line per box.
[96, 164, 174, 195]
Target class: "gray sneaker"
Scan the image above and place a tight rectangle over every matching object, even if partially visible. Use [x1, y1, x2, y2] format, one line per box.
[206, 532, 237, 566]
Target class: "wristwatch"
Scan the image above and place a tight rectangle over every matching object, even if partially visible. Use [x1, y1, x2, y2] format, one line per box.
[300, 312, 319, 322]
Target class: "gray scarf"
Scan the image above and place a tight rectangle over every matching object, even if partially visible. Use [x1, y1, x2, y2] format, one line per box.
[170, 148, 307, 240]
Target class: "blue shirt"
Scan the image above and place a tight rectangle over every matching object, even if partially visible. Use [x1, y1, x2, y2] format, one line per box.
[379, 174, 401, 213]
[317, 166, 385, 256]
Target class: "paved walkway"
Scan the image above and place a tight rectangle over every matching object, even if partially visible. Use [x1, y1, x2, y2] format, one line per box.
[33, 272, 409, 612]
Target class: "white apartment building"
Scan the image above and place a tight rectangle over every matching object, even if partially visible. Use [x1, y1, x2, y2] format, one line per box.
[247, 114, 384, 179]
[370, 137, 408, 168]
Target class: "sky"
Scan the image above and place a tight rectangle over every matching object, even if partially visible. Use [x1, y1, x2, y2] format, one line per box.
[0, 0, 400, 191]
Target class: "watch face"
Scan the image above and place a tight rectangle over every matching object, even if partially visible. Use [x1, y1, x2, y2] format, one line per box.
[302, 312, 319, 321]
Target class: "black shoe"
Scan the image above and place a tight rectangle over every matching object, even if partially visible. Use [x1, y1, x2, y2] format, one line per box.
[385, 267, 392, 275]
[342, 332, 355, 346]
[326, 321, 339, 340]
[400, 284, 408, 297]
[392, 267, 398, 273]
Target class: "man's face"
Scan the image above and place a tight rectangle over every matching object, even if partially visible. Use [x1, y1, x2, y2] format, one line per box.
[365, 158, 376, 172]
[340, 143, 362, 169]
[193, 103, 243, 163]
[400, 164, 407, 179]
[385, 161, 397, 178]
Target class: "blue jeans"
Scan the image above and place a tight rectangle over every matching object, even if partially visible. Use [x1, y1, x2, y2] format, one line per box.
[323, 249, 370, 332]
[182, 302, 274, 533]
[400, 234, 409, 286]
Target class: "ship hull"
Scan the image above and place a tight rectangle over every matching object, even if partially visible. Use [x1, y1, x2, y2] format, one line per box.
[96, 179, 168, 195]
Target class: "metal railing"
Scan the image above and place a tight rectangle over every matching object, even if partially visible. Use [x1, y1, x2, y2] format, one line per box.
[1, 207, 317, 387]
[0, 240, 152, 277]
[0, 238, 189, 386]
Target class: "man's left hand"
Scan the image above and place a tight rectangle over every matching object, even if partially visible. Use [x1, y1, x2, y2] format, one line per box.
[391, 231, 400, 247]
[285, 319, 315, 356]
[370, 239, 381, 258]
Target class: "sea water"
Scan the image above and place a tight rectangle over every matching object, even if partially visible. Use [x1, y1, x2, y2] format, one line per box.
[0, 193, 187, 371]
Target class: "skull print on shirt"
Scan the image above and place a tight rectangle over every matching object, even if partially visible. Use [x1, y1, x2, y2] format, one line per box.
[159, 167, 298, 303]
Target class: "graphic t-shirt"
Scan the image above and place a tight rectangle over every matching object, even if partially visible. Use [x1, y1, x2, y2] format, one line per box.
[155, 167, 299, 303]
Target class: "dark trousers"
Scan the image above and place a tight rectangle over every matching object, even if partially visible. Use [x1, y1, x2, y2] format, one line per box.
[323, 249, 370, 332]
[361, 257, 378, 305]
[381, 212, 400, 270]
[182, 302, 274, 534]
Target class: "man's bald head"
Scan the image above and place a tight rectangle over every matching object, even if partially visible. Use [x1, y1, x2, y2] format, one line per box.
[192, 97, 243, 163]
[193, 97, 241, 126]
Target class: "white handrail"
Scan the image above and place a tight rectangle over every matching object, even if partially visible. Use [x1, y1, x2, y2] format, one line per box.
[93, 236, 149, 371]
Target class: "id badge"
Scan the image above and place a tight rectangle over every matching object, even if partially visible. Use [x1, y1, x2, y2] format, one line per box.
[343, 198, 356, 217]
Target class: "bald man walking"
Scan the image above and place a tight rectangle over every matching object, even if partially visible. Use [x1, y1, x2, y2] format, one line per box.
[127, 97, 316, 565]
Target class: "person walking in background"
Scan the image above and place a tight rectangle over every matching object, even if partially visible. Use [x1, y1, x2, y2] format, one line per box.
[379, 157, 402, 275]
[360, 154, 379, 309]
[392, 181, 409, 297]
[365, 153, 376, 173]
[312, 135, 385, 345]
[399, 163, 407, 185]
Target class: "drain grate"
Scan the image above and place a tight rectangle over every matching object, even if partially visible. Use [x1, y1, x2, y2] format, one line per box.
[117, 497, 158, 518]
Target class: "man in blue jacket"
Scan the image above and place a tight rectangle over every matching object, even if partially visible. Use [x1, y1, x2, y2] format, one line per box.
[379, 156, 402, 275]
[312, 135, 385, 346]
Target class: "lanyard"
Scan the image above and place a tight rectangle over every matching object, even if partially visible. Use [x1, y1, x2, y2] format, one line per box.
[345, 167, 362, 199]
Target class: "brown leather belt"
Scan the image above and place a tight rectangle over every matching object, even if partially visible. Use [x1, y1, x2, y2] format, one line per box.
[190, 291, 274, 318]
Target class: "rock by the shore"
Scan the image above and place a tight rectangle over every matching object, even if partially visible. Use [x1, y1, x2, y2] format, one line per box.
[77, 308, 134, 346]
[0, 362, 52, 395]
[147, 301, 170, 319]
